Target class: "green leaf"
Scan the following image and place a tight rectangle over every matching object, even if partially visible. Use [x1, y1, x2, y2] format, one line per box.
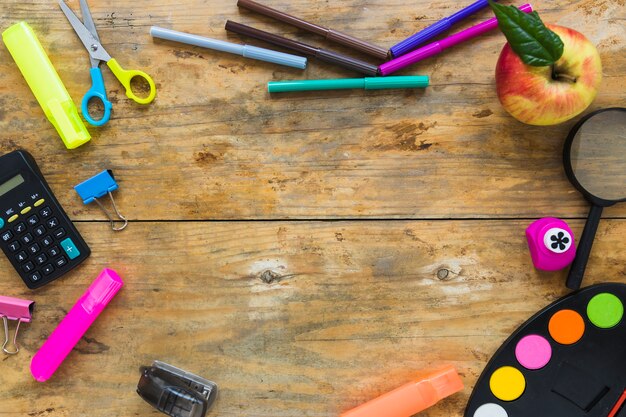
[489, 0, 564, 66]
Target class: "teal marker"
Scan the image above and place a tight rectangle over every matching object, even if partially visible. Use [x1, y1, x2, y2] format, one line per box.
[268, 75, 429, 93]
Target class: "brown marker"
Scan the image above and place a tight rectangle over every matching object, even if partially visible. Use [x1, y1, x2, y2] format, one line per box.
[237, 0, 389, 61]
[225, 20, 379, 76]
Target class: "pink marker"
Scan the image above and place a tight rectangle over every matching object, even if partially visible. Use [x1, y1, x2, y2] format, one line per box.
[31, 269, 123, 382]
[379, 3, 533, 76]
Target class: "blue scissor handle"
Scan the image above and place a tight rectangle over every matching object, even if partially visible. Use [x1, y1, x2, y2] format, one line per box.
[81, 67, 113, 126]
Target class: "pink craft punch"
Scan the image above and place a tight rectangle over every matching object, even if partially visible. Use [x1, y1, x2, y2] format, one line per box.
[0, 295, 34, 355]
[30, 268, 123, 382]
[526, 218, 576, 271]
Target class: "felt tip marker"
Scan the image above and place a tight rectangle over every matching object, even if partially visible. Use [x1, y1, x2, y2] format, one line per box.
[237, 0, 389, 61]
[390, 0, 499, 57]
[150, 26, 307, 69]
[225, 20, 379, 76]
[268, 75, 429, 93]
[380, 3, 533, 76]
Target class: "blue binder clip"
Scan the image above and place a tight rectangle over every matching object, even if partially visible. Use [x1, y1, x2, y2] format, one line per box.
[74, 170, 128, 231]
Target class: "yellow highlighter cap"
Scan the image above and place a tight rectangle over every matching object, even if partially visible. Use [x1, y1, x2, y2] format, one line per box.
[47, 98, 91, 149]
[2, 22, 90, 149]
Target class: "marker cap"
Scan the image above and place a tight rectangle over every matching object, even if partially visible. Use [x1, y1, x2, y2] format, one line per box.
[340, 366, 463, 417]
[242, 45, 307, 69]
[364, 75, 429, 90]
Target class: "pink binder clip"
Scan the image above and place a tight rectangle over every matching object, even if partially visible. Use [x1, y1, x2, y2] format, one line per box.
[0, 295, 35, 355]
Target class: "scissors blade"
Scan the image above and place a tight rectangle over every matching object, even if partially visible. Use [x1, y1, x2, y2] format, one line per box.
[58, 0, 111, 63]
[79, 0, 100, 42]
[80, 0, 100, 42]
[79, 0, 102, 68]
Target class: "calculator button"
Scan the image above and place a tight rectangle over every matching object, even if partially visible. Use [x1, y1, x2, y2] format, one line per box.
[48, 246, 61, 257]
[55, 256, 67, 268]
[22, 262, 35, 273]
[34, 199, 45, 207]
[40, 207, 52, 218]
[35, 253, 48, 265]
[42, 264, 54, 275]
[60, 238, 81, 260]
[0, 218, 4, 229]
[28, 271, 42, 283]
[20, 206, 32, 215]
[42, 235, 54, 247]
[53, 228, 66, 239]
[15, 251, 28, 262]
[21, 233, 34, 244]
[14, 223, 27, 234]
[47, 218, 59, 229]
[28, 243, 41, 254]
[8, 214, 19, 223]
[27, 215, 39, 226]
[2, 231, 13, 242]
[8, 241, 20, 252]
[34, 225, 46, 236]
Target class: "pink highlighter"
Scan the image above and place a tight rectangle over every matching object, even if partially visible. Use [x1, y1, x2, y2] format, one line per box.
[31, 269, 123, 382]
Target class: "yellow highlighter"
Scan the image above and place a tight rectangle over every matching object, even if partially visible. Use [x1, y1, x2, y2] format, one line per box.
[2, 22, 90, 149]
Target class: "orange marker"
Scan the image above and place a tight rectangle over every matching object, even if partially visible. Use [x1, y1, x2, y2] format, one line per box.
[340, 366, 463, 417]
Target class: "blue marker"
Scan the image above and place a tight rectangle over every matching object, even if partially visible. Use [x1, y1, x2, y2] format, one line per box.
[389, 0, 497, 58]
[150, 26, 307, 69]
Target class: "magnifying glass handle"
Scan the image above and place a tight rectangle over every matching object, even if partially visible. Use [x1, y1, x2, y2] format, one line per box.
[566, 204, 604, 290]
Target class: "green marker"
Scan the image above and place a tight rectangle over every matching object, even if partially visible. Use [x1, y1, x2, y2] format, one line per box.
[268, 75, 429, 93]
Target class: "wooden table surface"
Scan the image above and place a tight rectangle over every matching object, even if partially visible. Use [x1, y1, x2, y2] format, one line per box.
[0, 0, 624, 416]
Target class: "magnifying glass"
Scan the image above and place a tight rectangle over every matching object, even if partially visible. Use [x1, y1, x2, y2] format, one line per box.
[563, 107, 626, 290]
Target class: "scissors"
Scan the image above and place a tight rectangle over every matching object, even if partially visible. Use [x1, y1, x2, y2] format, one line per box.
[58, 0, 156, 126]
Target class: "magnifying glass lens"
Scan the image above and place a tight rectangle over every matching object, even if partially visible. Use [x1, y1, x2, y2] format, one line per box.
[570, 110, 626, 201]
[565, 108, 625, 290]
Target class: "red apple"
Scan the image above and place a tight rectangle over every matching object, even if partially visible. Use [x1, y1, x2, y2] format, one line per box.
[495, 24, 602, 126]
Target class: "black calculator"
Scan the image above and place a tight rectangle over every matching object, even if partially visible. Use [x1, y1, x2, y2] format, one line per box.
[0, 150, 90, 289]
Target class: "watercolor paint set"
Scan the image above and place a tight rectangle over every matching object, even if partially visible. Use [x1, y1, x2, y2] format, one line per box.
[465, 283, 626, 417]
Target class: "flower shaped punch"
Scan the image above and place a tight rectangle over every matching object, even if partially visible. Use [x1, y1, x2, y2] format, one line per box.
[526, 218, 576, 271]
[551, 231, 570, 251]
[544, 228, 573, 254]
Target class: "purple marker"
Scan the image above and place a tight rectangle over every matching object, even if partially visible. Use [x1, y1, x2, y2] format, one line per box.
[379, 3, 533, 76]
[390, 0, 498, 58]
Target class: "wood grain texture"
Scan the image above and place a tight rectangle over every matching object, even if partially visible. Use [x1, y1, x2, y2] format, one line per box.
[0, 0, 624, 220]
[0, 221, 624, 417]
[0, 0, 624, 416]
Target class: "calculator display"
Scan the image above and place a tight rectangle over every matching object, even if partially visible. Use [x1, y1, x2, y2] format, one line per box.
[0, 174, 25, 197]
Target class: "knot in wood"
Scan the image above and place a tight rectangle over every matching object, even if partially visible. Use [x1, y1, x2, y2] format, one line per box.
[437, 268, 450, 280]
[259, 270, 282, 284]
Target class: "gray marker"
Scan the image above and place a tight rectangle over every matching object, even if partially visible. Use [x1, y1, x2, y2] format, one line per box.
[150, 26, 307, 69]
